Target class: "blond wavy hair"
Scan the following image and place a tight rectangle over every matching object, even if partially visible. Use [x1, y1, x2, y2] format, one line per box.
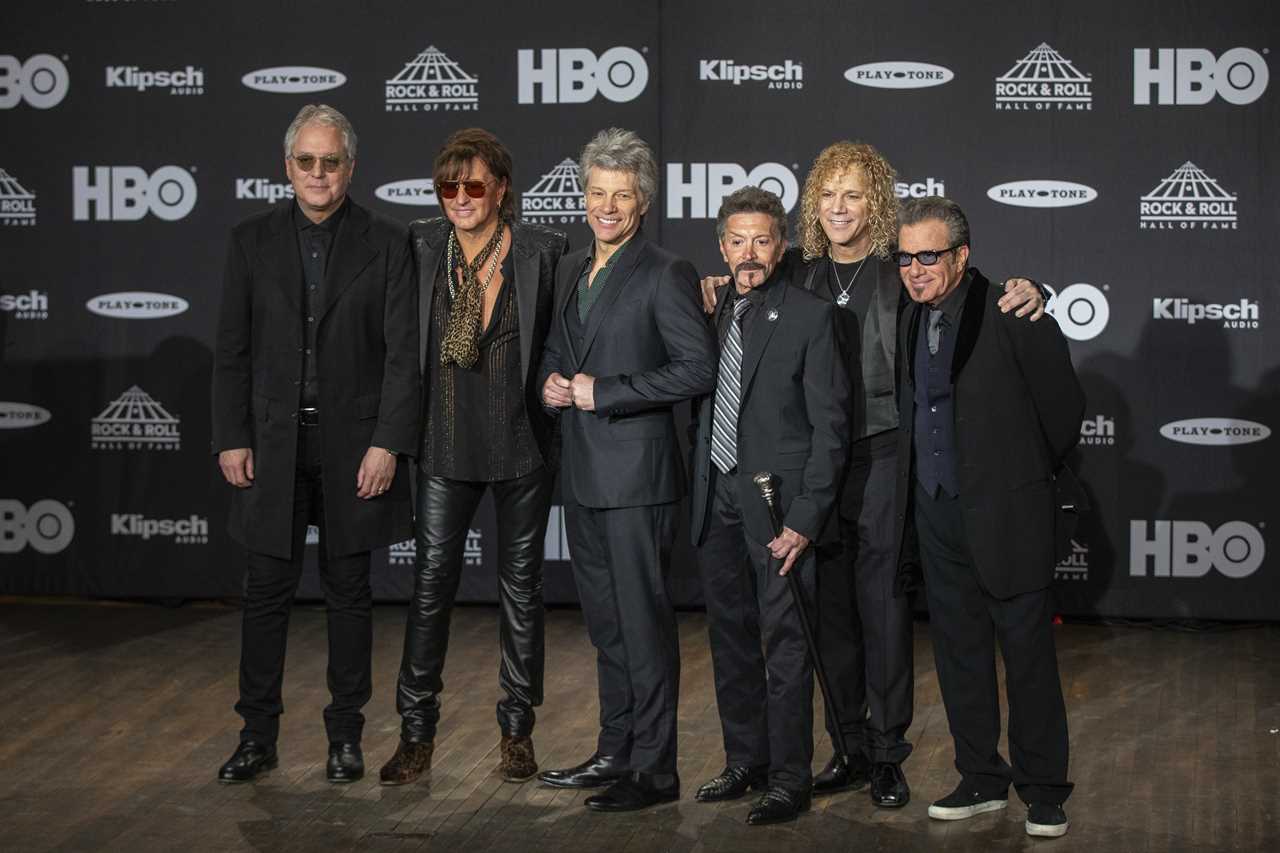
[798, 142, 897, 261]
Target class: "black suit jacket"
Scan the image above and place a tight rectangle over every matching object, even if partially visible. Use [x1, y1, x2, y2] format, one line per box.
[211, 199, 420, 558]
[892, 268, 1085, 599]
[539, 233, 717, 508]
[690, 278, 852, 547]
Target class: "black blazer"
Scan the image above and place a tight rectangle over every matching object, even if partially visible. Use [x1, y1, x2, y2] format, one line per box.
[211, 199, 420, 558]
[539, 233, 717, 508]
[892, 268, 1085, 599]
[410, 217, 568, 463]
[690, 278, 852, 547]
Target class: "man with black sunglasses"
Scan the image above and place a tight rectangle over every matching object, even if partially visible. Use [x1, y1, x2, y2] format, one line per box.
[892, 196, 1083, 839]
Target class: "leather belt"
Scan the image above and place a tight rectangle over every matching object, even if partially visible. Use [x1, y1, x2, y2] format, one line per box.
[298, 407, 320, 426]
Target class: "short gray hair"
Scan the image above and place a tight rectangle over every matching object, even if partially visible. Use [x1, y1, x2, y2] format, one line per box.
[899, 196, 970, 249]
[579, 127, 658, 205]
[283, 103, 358, 161]
[715, 185, 788, 242]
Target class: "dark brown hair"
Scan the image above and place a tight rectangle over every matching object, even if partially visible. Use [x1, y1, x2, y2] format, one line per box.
[432, 127, 515, 223]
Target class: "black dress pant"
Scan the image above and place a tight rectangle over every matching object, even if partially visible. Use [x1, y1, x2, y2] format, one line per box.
[913, 481, 1073, 806]
[562, 487, 680, 780]
[395, 467, 555, 742]
[697, 469, 815, 792]
[236, 424, 373, 745]
[815, 437, 914, 764]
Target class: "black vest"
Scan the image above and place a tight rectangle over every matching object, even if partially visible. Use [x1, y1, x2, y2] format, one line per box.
[913, 308, 959, 497]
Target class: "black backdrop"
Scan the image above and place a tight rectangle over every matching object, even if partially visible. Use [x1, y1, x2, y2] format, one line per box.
[2, 1, 1277, 620]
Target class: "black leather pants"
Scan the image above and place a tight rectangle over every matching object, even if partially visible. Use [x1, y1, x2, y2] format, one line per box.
[395, 467, 554, 742]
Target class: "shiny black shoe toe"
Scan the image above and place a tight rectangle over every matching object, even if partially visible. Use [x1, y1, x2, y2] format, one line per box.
[584, 772, 679, 812]
[812, 752, 871, 795]
[869, 761, 909, 808]
[217, 740, 278, 784]
[746, 786, 810, 825]
[537, 752, 627, 789]
[694, 765, 769, 802]
[326, 741, 365, 783]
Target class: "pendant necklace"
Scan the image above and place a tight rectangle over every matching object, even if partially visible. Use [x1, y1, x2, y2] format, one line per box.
[830, 254, 868, 307]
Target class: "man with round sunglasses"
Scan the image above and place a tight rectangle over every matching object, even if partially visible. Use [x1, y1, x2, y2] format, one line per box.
[379, 128, 568, 787]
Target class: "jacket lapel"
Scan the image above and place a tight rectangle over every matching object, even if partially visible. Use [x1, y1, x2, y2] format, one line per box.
[512, 227, 539, 384]
[578, 235, 645, 364]
[553, 249, 586, 369]
[901, 299, 922, 390]
[317, 201, 377, 326]
[738, 277, 785, 401]
[416, 220, 447, 372]
[950, 269, 988, 382]
[259, 204, 302, 313]
[875, 258, 901, 368]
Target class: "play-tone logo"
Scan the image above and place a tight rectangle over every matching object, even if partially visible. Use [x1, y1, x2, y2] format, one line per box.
[1044, 283, 1110, 341]
[375, 178, 438, 206]
[241, 66, 345, 94]
[1055, 539, 1089, 581]
[86, 291, 189, 319]
[700, 59, 802, 90]
[987, 180, 1097, 208]
[0, 289, 49, 320]
[386, 46, 478, 111]
[844, 61, 953, 89]
[236, 178, 293, 204]
[0, 403, 52, 430]
[666, 162, 799, 219]
[105, 65, 204, 95]
[73, 165, 197, 221]
[894, 177, 945, 199]
[1152, 298, 1258, 329]
[1139, 162, 1237, 230]
[523, 159, 585, 224]
[91, 386, 180, 450]
[1080, 415, 1115, 446]
[111, 513, 207, 544]
[1134, 48, 1269, 105]
[1130, 520, 1265, 579]
[995, 44, 1092, 110]
[0, 54, 70, 109]
[518, 47, 648, 104]
[0, 168, 37, 225]
[1160, 418, 1270, 446]
[0, 499, 75, 554]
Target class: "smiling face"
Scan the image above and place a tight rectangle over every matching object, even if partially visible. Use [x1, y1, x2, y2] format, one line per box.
[719, 212, 787, 294]
[584, 167, 647, 247]
[285, 122, 354, 222]
[898, 218, 969, 305]
[440, 156, 505, 237]
[817, 168, 871, 257]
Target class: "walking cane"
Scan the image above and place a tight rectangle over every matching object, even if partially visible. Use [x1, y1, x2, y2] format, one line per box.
[752, 471, 850, 763]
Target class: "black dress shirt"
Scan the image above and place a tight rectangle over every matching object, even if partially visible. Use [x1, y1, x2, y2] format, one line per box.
[294, 199, 347, 409]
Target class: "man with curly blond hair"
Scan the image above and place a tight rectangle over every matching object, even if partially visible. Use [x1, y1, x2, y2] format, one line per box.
[701, 141, 1044, 811]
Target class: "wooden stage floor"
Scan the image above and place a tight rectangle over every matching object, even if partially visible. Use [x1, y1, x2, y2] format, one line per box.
[0, 601, 1276, 852]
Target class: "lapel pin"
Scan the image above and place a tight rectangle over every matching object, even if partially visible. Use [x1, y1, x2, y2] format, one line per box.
[767, 308, 779, 322]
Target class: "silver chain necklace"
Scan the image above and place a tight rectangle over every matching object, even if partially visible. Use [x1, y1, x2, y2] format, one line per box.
[829, 254, 869, 307]
[446, 226, 504, 301]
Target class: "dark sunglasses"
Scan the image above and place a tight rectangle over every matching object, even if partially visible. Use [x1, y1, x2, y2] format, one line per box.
[290, 154, 346, 174]
[436, 179, 491, 199]
[895, 244, 963, 267]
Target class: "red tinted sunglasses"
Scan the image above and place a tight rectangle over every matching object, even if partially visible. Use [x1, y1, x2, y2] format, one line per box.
[436, 179, 491, 199]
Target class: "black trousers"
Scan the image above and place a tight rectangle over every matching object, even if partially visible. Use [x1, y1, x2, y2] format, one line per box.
[913, 481, 1073, 806]
[562, 488, 680, 780]
[236, 424, 373, 745]
[815, 438, 914, 764]
[395, 468, 555, 742]
[697, 469, 815, 792]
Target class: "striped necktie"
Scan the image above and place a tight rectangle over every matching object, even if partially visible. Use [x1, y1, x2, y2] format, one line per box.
[710, 297, 752, 474]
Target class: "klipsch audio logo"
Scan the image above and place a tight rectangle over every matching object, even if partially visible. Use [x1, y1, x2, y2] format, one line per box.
[1044, 283, 1109, 342]
[895, 178, 945, 199]
[1134, 48, 1269, 105]
[523, 159, 586, 224]
[1080, 415, 1115, 446]
[105, 65, 204, 95]
[1161, 418, 1270, 446]
[1152, 298, 1258, 329]
[375, 179, 438, 206]
[0, 290, 49, 320]
[700, 59, 802, 90]
[844, 61, 953, 89]
[386, 46, 478, 111]
[1, 168, 37, 225]
[86, 291, 189, 319]
[1055, 539, 1089, 581]
[91, 386, 180, 450]
[73, 165, 197, 221]
[1139, 162, 1237, 230]
[987, 180, 1097, 208]
[0, 54, 70, 109]
[995, 44, 1092, 110]
[0, 403, 52, 430]
[1131, 520, 1265, 579]
[236, 178, 293, 204]
[0, 499, 75, 554]
[666, 162, 799, 219]
[241, 66, 345, 94]
[518, 47, 648, 104]
[111, 513, 208, 544]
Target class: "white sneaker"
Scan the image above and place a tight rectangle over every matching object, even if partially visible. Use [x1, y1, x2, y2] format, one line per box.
[927, 785, 1009, 820]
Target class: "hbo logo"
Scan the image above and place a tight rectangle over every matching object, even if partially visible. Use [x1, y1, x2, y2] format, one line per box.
[0, 54, 70, 109]
[0, 499, 75, 554]
[666, 162, 799, 219]
[1134, 48, 1269, 105]
[73, 166, 198, 222]
[518, 47, 649, 104]
[1129, 520, 1265, 579]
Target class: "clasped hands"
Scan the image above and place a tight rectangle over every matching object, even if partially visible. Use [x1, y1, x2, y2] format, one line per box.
[542, 372, 596, 412]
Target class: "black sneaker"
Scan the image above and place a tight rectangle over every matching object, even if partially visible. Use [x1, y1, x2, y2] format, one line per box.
[1026, 802, 1069, 837]
[926, 784, 1008, 820]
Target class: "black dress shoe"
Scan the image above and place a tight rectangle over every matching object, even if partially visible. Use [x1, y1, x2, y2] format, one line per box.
[746, 786, 811, 825]
[694, 765, 769, 802]
[584, 772, 679, 812]
[326, 742, 364, 783]
[217, 740, 278, 784]
[537, 752, 627, 789]
[812, 752, 871, 795]
[869, 761, 909, 808]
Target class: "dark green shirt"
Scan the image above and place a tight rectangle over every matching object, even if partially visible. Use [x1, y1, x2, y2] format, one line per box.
[577, 238, 630, 321]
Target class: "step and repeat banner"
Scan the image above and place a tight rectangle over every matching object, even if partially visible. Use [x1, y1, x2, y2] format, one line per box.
[2, 1, 1277, 619]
